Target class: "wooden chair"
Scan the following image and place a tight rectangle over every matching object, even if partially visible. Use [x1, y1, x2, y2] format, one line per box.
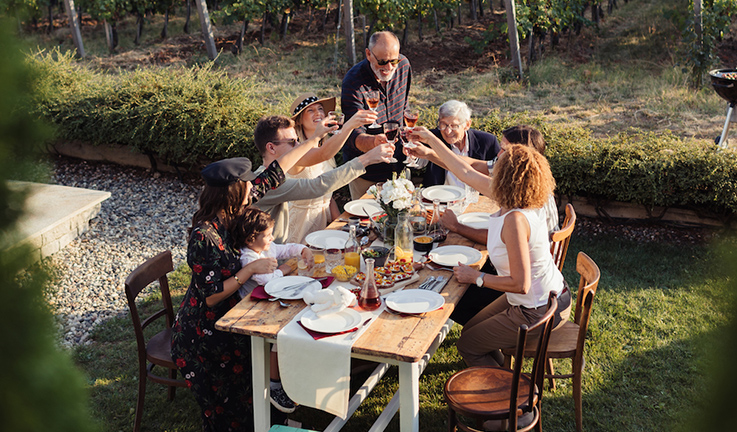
[502, 252, 601, 432]
[124, 250, 187, 432]
[550, 203, 577, 272]
[444, 293, 559, 432]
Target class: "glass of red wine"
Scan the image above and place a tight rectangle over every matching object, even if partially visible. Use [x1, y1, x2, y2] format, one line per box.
[365, 90, 381, 128]
[403, 108, 420, 167]
[383, 121, 400, 163]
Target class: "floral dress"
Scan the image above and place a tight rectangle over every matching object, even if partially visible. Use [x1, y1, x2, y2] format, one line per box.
[171, 161, 284, 432]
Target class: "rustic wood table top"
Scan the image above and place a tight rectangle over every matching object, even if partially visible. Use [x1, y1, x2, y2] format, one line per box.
[215, 196, 499, 363]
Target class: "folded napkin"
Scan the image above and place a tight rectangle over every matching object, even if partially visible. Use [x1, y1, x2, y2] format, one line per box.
[297, 320, 358, 340]
[303, 286, 357, 317]
[251, 277, 334, 300]
[277, 305, 383, 418]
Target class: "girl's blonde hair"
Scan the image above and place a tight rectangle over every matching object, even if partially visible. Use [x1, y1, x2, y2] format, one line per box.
[491, 144, 555, 210]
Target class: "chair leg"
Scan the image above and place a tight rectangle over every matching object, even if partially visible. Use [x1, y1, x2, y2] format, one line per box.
[447, 406, 457, 432]
[573, 362, 583, 432]
[503, 354, 512, 368]
[167, 367, 177, 400]
[134, 369, 147, 432]
[546, 358, 556, 390]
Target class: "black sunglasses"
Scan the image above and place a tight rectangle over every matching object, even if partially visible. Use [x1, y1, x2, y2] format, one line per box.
[271, 138, 297, 147]
[369, 48, 400, 66]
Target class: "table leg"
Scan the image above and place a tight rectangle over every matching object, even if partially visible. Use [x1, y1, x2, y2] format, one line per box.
[251, 336, 270, 432]
[398, 361, 421, 432]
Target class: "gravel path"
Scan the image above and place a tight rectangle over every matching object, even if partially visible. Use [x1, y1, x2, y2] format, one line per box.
[49, 156, 201, 348]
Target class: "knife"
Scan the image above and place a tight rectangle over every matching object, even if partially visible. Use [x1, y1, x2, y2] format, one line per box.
[350, 318, 372, 340]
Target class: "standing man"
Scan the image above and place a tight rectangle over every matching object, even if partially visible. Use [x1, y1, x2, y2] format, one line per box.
[341, 31, 412, 199]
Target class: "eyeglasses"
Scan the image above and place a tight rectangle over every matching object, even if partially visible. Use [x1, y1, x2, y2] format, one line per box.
[369, 48, 400, 66]
[271, 138, 297, 147]
[438, 122, 463, 131]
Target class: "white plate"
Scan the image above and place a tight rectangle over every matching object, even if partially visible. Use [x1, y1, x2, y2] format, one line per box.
[264, 276, 322, 300]
[422, 185, 466, 203]
[385, 289, 445, 314]
[305, 230, 350, 249]
[344, 199, 382, 217]
[301, 308, 362, 333]
[428, 245, 483, 267]
[457, 212, 491, 230]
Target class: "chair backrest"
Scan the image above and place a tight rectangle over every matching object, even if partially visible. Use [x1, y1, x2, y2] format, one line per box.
[510, 292, 558, 428]
[573, 252, 601, 359]
[550, 203, 576, 271]
[124, 251, 175, 359]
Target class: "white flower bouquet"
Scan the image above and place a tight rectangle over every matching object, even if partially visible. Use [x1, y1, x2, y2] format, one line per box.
[367, 171, 415, 220]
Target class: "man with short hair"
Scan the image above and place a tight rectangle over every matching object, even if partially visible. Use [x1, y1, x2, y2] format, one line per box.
[341, 31, 412, 199]
[252, 115, 393, 243]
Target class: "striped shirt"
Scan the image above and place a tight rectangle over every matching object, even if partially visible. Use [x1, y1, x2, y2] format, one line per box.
[341, 55, 412, 182]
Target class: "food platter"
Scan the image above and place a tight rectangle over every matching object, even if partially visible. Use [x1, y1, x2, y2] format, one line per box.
[428, 245, 483, 267]
[300, 308, 362, 333]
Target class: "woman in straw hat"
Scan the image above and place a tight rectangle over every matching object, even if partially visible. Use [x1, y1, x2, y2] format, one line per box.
[286, 92, 377, 243]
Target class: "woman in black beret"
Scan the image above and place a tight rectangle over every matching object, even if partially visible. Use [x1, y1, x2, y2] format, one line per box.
[171, 138, 316, 431]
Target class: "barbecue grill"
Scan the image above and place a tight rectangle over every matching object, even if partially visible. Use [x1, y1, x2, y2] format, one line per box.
[709, 68, 737, 149]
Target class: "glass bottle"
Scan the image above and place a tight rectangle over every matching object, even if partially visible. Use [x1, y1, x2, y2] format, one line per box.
[343, 225, 361, 270]
[408, 188, 427, 235]
[394, 211, 414, 263]
[428, 199, 448, 244]
[359, 258, 382, 311]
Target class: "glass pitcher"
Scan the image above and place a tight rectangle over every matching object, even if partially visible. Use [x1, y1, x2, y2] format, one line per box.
[408, 188, 427, 236]
[359, 258, 382, 311]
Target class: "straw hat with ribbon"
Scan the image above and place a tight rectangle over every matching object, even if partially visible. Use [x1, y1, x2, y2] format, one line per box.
[290, 92, 336, 120]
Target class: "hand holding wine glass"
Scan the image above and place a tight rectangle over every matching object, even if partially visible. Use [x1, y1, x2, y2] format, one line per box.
[383, 121, 400, 163]
[365, 90, 381, 128]
[403, 107, 420, 167]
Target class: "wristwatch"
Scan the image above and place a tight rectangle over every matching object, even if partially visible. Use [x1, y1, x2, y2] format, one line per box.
[475, 273, 484, 287]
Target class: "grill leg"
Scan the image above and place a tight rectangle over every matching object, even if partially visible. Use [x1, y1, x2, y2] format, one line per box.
[718, 103, 735, 149]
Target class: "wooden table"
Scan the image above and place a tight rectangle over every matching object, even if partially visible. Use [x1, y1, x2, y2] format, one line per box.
[215, 196, 499, 432]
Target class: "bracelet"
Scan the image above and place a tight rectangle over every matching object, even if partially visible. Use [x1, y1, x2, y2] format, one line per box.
[233, 274, 244, 286]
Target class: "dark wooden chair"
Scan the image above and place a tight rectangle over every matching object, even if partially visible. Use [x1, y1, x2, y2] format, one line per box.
[502, 252, 601, 432]
[444, 292, 559, 432]
[124, 250, 187, 432]
[550, 203, 577, 272]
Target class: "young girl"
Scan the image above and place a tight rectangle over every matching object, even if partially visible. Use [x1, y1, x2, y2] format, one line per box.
[230, 208, 313, 414]
[231, 208, 313, 298]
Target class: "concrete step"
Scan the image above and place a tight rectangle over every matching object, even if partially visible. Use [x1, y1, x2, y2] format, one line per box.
[5, 181, 111, 261]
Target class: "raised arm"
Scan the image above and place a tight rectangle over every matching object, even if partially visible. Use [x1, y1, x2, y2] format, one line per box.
[274, 137, 320, 173]
[410, 127, 493, 195]
[295, 110, 378, 167]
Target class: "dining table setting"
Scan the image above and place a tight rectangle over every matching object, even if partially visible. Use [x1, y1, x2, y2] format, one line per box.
[215, 184, 499, 432]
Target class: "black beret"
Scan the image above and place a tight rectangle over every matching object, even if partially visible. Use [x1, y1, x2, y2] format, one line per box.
[201, 157, 257, 187]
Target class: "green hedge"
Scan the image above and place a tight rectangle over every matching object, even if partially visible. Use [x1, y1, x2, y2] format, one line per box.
[27, 52, 737, 222]
[29, 51, 268, 168]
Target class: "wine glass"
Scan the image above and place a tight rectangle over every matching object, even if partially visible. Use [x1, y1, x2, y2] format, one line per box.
[403, 108, 420, 167]
[365, 90, 381, 129]
[327, 110, 344, 135]
[383, 121, 400, 163]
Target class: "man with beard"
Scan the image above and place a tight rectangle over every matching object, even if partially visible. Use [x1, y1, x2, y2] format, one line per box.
[341, 31, 412, 199]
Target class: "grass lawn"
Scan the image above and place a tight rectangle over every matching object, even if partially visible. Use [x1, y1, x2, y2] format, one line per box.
[73, 226, 735, 432]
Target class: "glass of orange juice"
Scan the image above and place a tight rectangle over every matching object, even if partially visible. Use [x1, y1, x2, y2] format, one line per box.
[309, 246, 325, 275]
[344, 250, 360, 269]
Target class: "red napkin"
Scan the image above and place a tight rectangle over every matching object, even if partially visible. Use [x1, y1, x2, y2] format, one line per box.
[387, 306, 444, 317]
[251, 277, 335, 300]
[297, 320, 358, 340]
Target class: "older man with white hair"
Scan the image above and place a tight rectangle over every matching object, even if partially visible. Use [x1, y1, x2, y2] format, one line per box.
[412, 100, 501, 187]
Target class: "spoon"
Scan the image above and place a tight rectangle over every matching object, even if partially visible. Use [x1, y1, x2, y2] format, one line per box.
[268, 297, 290, 307]
[360, 236, 370, 248]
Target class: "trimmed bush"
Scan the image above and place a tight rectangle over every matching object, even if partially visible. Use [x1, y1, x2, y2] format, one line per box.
[29, 50, 269, 168]
[27, 53, 737, 222]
